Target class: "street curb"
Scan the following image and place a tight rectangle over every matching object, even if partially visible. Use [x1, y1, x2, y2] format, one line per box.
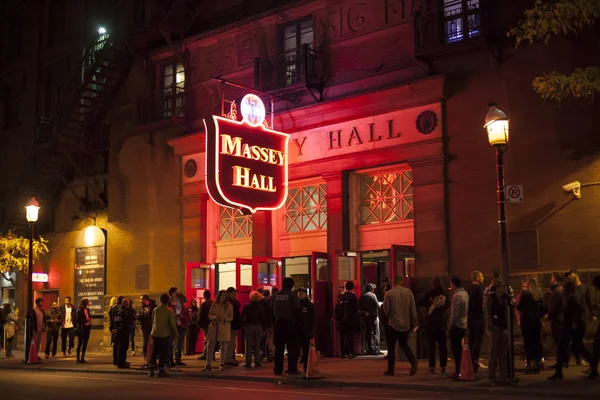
[0, 365, 596, 399]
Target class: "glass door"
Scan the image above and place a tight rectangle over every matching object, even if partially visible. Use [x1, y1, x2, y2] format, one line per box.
[311, 251, 333, 356]
[185, 262, 213, 303]
[335, 250, 360, 297]
[390, 245, 415, 278]
[252, 257, 282, 291]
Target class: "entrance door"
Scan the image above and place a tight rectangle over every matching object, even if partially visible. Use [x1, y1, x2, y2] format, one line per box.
[252, 257, 282, 291]
[235, 258, 252, 354]
[333, 250, 360, 356]
[33, 289, 59, 351]
[185, 262, 213, 354]
[311, 252, 333, 356]
[390, 245, 416, 278]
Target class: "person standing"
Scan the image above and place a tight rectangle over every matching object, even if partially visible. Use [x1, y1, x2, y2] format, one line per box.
[486, 279, 511, 386]
[338, 281, 360, 359]
[417, 277, 448, 374]
[467, 270, 485, 372]
[548, 280, 598, 380]
[383, 275, 418, 376]
[76, 299, 92, 364]
[44, 302, 62, 359]
[359, 283, 381, 356]
[567, 269, 594, 367]
[197, 290, 213, 361]
[148, 293, 179, 377]
[138, 295, 155, 361]
[115, 298, 135, 368]
[60, 296, 76, 357]
[449, 276, 469, 378]
[3, 303, 18, 357]
[517, 277, 546, 374]
[128, 300, 138, 357]
[241, 291, 267, 367]
[109, 296, 124, 366]
[173, 292, 190, 366]
[591, 275, 600, 376]
[203, 290, 233, 372]
[272, 277, 301, 376]
[547, 272, 565, 368]
[264, 289, 275, 362]
[298, 287, 315, 372]
[186, 299, 200, 356]
[32, 298, 46, 357]
[225, 287, 241, 366]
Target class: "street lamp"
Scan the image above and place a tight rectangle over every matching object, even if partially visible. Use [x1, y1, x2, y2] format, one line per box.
[24, 197, 39, 364]
[484, 103, 515, 380]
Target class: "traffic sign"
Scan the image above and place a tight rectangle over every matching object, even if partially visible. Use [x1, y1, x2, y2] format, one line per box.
[505, 185, 523, 203]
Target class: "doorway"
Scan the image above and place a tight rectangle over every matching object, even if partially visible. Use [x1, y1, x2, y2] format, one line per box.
[283, 256, 310, 293]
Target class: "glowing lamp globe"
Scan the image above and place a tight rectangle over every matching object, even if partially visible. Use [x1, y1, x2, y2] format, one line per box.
[240, 94, 266, 128]
[25, 197, 40, 223]
[484, 103, 509, 147]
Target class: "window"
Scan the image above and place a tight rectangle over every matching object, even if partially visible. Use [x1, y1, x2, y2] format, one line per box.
[218, 206, 253, 240]
[359, 171, 414, 225]
[161, 62, 185, 118]
[285, 184, 327, 233]
[48, 0, 68, 46]
[443, 0, 481, 43]
[191, 268, 209, 289]
[135, 264, 150, 290]
[280, 18, 313, 86]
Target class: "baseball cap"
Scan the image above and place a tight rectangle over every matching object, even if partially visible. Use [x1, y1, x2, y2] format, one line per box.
[140, 294, 150, 301]
[226, 287, 238, 293]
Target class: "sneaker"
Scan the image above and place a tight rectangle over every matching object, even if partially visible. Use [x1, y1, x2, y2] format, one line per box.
[130, 351, 136, 357]
[410, 362, 418, 376]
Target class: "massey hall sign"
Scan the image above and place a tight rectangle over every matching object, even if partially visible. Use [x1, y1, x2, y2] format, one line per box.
[205, 94, 290, 214]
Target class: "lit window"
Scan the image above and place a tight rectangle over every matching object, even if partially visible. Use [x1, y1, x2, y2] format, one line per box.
[218, 206, 252, 240]
[444, 0, 481, 43]
[281, 18, 313, 86]
[285, 184, 327, 233]
[359, 171, 414, 225]
[162, 62, 185, 118]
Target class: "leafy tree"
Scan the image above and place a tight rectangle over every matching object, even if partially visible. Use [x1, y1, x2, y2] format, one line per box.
[0, 230, 49, 275]
[508, 0, 600, 101]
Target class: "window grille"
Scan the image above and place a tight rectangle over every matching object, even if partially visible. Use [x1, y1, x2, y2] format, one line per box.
[285, 184, 327, 233]
[218, 206, 252, 240]
[359, 171, 414, 224]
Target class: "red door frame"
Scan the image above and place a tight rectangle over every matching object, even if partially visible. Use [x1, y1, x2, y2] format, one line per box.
[332, 250, 361, 356]
[252, 256, 282, 290]
[185, 262, 213, 353]
[235, 258, 253, 289]
[310, 251, 328, 295]
[390, 245, 415, 278]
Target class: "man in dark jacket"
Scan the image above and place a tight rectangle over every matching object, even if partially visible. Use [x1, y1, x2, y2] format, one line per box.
[467, 270, 485, 372]
[567, 269, 593, 366]
[297, 288, 315, 372]
[338, 281, 360, 359]
[359, 283, 381, 355]
[138, 295, 155, 361]
[44, 302, 62, 359]
[197, 290, 213, 361]
[115, 298, 135, 369]
[109, 296, 124, 366]
[548, 272, 565, 368]
[60, 296, 77, 357]
[226, 287, 241, 366]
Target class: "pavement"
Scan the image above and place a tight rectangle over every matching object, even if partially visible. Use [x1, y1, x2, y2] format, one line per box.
[0, 351, 598, 399]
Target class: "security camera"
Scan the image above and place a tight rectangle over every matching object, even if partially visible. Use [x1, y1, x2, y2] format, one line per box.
[562, 181, 581, 199]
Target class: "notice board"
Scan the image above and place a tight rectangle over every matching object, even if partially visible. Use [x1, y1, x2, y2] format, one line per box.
[74, 245, 106, 316]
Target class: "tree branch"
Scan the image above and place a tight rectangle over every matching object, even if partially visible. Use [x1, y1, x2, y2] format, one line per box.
[532, 67, 600, 101]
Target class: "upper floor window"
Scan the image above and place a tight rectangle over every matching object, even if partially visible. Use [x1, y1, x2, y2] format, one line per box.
[444, 0, 481, 43]
[218, 206, 253, 240]
[285, 184, 327, 233]
[280, 18, 313, 86]
[359, 171, 414, 225]
[48, 0, 68, 46]
[161, 62, 185, 118]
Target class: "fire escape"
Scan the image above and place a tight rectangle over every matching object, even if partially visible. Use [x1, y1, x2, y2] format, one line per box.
[0, 0, 205, 236]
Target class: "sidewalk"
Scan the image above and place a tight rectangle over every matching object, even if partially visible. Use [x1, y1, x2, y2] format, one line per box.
[0, 351, 598, 398]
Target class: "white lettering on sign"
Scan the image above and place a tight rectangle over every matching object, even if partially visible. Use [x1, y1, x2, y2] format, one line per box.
[32, 273, 48, 282]
[287, 103, 441, 164]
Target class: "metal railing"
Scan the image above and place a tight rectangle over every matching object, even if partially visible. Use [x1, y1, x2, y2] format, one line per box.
[254, 44, 322, 91]
[137, 82, 187, 126]
[415, 0, 484, 53]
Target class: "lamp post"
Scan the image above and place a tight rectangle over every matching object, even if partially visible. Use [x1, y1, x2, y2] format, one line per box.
[24, 197, 39, 364]
[484, 103, 515, 380]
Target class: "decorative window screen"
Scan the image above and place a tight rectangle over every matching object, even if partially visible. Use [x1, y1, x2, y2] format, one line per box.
[218, 206, 253, 240]
[359, 171, 414, 224]
[285, 184, 327, 233]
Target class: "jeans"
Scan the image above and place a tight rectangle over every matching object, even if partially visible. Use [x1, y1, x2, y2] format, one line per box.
[468, 320, 484, 365]
[489, 327, 509, 381]
[176, 326, 186, 363]
[274, 319, 299, 375]
[339, 322, 357, 356]
[150, 336, 169, 371]
[557, 325, 596, 375]
[61, 327, 75, 353]
[226, 329, 238, 363]
[521, 320, 543, 363]
[129, 328, 135, 352]
[427, 328, 447, 368]
[142, 329, 151, 356]
[449, 326, 466, 374]
[77, 326, 91, 360]
[187, 325, 199, 355]
[45, 330, 59, 356]
[386, 326, 416, 373]
[244, 324, 263, 365]
[363, 315, 380, 354]
[206, 339, 228, 367]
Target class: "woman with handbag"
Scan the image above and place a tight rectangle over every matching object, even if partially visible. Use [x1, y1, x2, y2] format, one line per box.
[3, 303, 18, 357]
[202, 290, 233, 372]
[76, 299, 92, 364]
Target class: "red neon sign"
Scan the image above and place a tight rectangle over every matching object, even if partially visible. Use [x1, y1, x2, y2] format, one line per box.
[204, 94, 290, 214]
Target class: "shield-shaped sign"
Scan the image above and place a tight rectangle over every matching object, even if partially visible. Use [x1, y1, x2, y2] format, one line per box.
[204, 94, 290, 214]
